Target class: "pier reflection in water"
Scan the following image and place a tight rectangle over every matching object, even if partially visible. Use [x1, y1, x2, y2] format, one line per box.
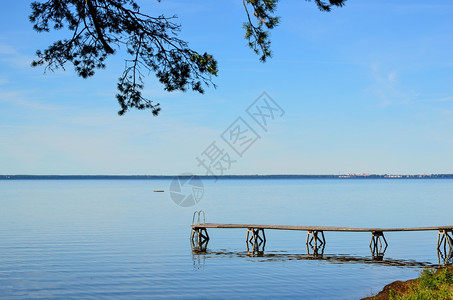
[437, 248, 453, 266]
[191, 238, 453, 269]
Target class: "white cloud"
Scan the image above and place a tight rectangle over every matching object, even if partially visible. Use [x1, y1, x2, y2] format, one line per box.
[0, 105, 222, 175]
[0, 43, 34, 69]
[434, 96, 453, 103]
[0, 90, 64, 112]
[0, 44, 17, 55]
[366, 63, 419, 106]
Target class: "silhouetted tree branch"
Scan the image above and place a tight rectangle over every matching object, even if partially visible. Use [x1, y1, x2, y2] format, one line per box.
[29, 0, 345, 115]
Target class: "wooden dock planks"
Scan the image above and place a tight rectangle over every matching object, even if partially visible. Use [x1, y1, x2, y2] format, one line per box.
[192, 223, 453, 233]
[190, 211, 453, 260]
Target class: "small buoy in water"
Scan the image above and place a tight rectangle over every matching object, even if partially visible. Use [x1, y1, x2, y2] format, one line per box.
[153, 190, 164, 192]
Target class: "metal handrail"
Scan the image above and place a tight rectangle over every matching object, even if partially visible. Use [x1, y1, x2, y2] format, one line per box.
[199, 210, 206, 224]
[192, 210, 206, 225]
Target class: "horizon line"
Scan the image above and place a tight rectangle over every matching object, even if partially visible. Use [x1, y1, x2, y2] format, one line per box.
[1, 174, 452, 178]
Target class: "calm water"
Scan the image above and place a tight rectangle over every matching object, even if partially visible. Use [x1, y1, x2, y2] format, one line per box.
[0, 178, 452, 299]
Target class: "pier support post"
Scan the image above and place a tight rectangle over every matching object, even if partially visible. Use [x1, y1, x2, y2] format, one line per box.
[191, 227, 209, 253]
[437, 247, 453, 266]
[437, 229, 453, 252]
[246, 228, 266, 255]
[306, 243, 325, 257]
[190, 210, 209, 253]
[370, 231, 388, 257]
[246, 228, 266, 245]
[306, 230, 325, 250]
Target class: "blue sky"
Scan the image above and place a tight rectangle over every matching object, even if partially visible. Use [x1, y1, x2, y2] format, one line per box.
[1, 0, 453, 175]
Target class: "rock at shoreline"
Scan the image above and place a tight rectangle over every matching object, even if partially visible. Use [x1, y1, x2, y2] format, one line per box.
[362, 278, 417, 300]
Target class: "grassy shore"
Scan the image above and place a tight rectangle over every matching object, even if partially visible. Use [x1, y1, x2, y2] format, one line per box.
[364, 266, 453, 300]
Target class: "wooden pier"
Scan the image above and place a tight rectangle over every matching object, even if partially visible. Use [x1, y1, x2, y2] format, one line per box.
[190, 211, 453, 259]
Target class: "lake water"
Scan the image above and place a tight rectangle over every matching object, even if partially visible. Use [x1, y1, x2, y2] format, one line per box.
[0, 178, 452, 299]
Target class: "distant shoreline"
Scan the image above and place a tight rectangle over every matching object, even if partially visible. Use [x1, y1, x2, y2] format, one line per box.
[1, 174, 453, 180]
